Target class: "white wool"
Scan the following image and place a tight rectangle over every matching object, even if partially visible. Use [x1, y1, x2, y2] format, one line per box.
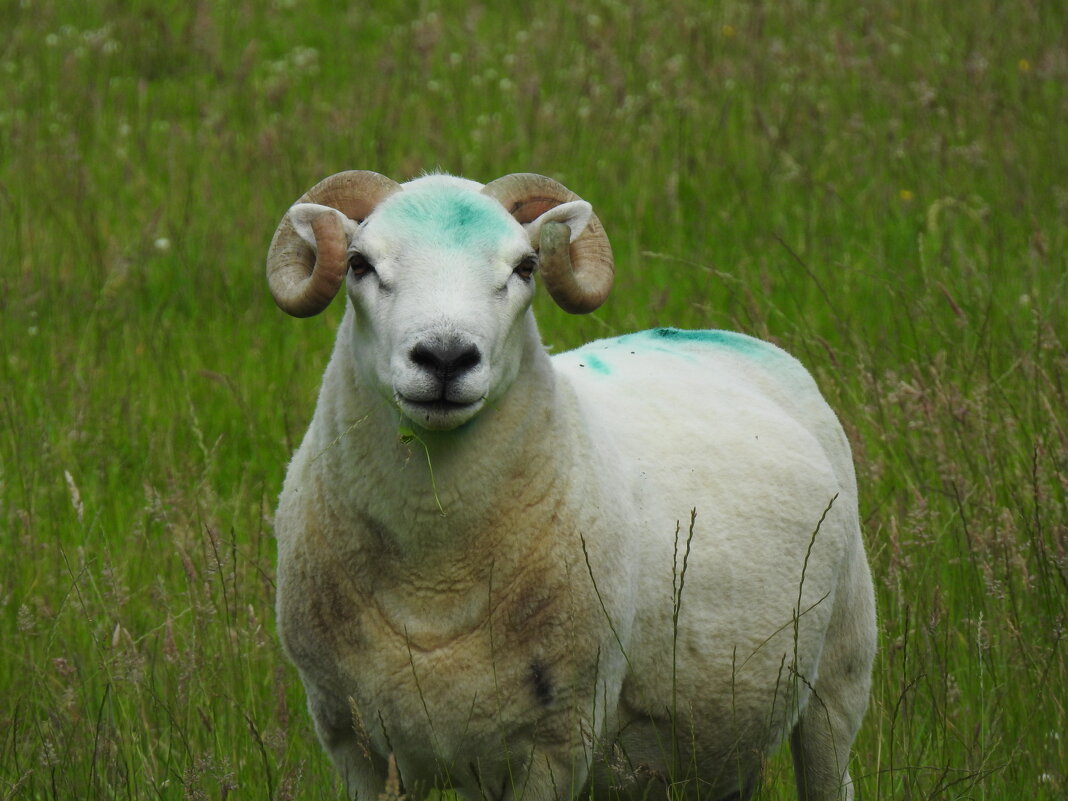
[272, 175, 876, 801]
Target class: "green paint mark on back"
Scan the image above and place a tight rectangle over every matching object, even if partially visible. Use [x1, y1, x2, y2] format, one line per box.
[583, 354, 611, 375]
[612, 328, 785, 362]
[651, 327, 770, 355]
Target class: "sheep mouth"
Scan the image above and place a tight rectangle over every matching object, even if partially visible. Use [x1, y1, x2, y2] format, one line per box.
[396, 396, 485, 430]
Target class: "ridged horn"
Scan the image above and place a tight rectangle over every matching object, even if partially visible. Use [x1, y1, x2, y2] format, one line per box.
[481, 173, 614, 314]
[266, 170, 401, 317]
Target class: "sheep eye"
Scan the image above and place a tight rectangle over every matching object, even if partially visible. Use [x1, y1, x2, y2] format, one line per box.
[348, 252, 375, 278]
[513, 255, 537, 281]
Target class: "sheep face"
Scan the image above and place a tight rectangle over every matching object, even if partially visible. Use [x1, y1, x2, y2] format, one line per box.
[289, 179, 592, 431]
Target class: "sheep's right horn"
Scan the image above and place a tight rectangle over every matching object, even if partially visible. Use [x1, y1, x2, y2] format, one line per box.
[267, 170, 401, 317]
[481, 173, 614, 314]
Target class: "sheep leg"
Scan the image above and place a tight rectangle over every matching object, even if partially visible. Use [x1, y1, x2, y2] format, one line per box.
[789, 710, 855, 801]
[789, 550, 875, 801]
[306, 692, 388, 801]
[487, 747, 587, 801]
[321, 726, 388, 801]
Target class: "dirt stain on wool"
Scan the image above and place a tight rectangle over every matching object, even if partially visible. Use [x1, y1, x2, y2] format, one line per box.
[528, 661, 553, 706]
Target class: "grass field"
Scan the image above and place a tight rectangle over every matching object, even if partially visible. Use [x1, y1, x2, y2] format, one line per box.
[1, 1, 1065, 798]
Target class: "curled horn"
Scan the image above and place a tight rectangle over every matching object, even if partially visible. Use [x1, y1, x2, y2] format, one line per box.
[481, 173, 614, 314]
[266, 170, 401, 317]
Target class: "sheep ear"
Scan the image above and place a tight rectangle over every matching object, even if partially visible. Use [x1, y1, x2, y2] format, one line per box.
[288, 203, 359, 249]
[524, 200, 593, 247]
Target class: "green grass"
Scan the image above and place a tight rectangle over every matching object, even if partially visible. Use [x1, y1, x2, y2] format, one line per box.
[1, 0, 1065, 798]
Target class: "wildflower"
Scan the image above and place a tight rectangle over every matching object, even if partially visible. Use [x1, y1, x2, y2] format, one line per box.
[1017, 58, 1031, 73]
[53, 657, 77, 677]
[16, 603, 34, 633]
[899, 189, 914, 203]
[64, 469, 84, 523]
[721, 24, 736, 38]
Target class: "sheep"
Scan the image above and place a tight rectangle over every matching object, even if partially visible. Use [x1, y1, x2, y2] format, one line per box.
[266, 170, 876, 801]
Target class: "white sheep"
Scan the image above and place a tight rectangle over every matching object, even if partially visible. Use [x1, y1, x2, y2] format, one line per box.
[267, 171, 876, 801]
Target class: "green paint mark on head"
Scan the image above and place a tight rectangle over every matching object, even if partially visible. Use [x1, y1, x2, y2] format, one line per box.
[375, 185, 514, 251]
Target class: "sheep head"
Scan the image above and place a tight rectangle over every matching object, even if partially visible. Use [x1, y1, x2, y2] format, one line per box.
[266, 172, 614, 431]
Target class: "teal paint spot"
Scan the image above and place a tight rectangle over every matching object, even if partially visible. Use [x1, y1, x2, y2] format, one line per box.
[654, 328, 777, 356]
[583, 354, 611, 375]
[559, 328, 789, 377]
[376, 186, 513, 251]
[614, 328, 784, 362]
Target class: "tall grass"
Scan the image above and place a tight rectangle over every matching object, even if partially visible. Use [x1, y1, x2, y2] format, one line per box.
[1, 0, 1064, 798]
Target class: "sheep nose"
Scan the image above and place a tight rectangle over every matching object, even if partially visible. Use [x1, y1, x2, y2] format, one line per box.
[409, 339, 482, 382]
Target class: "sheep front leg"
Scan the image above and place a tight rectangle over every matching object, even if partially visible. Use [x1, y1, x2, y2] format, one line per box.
[307, 693, 388, 801]
[496, 748, 588, 801]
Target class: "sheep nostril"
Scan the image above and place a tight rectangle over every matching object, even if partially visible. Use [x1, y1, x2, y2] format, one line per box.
[410, 341, 481, 380]
[452, 345, 481, 372]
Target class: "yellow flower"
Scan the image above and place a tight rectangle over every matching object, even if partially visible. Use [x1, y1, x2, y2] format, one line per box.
[1018, 58, 1032, 73]
[899, 189, 915, 203]
[721, 24, 736, 38]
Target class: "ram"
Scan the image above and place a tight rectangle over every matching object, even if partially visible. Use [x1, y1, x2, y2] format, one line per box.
[267, 171, 876, 801]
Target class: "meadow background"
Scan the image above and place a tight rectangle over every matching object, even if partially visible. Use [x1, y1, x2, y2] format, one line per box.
[1, 0, 1065, 798]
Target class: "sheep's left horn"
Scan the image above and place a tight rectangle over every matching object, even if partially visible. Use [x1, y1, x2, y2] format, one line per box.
[267, 170, 401, 317]
[481, 173, 614, 314]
